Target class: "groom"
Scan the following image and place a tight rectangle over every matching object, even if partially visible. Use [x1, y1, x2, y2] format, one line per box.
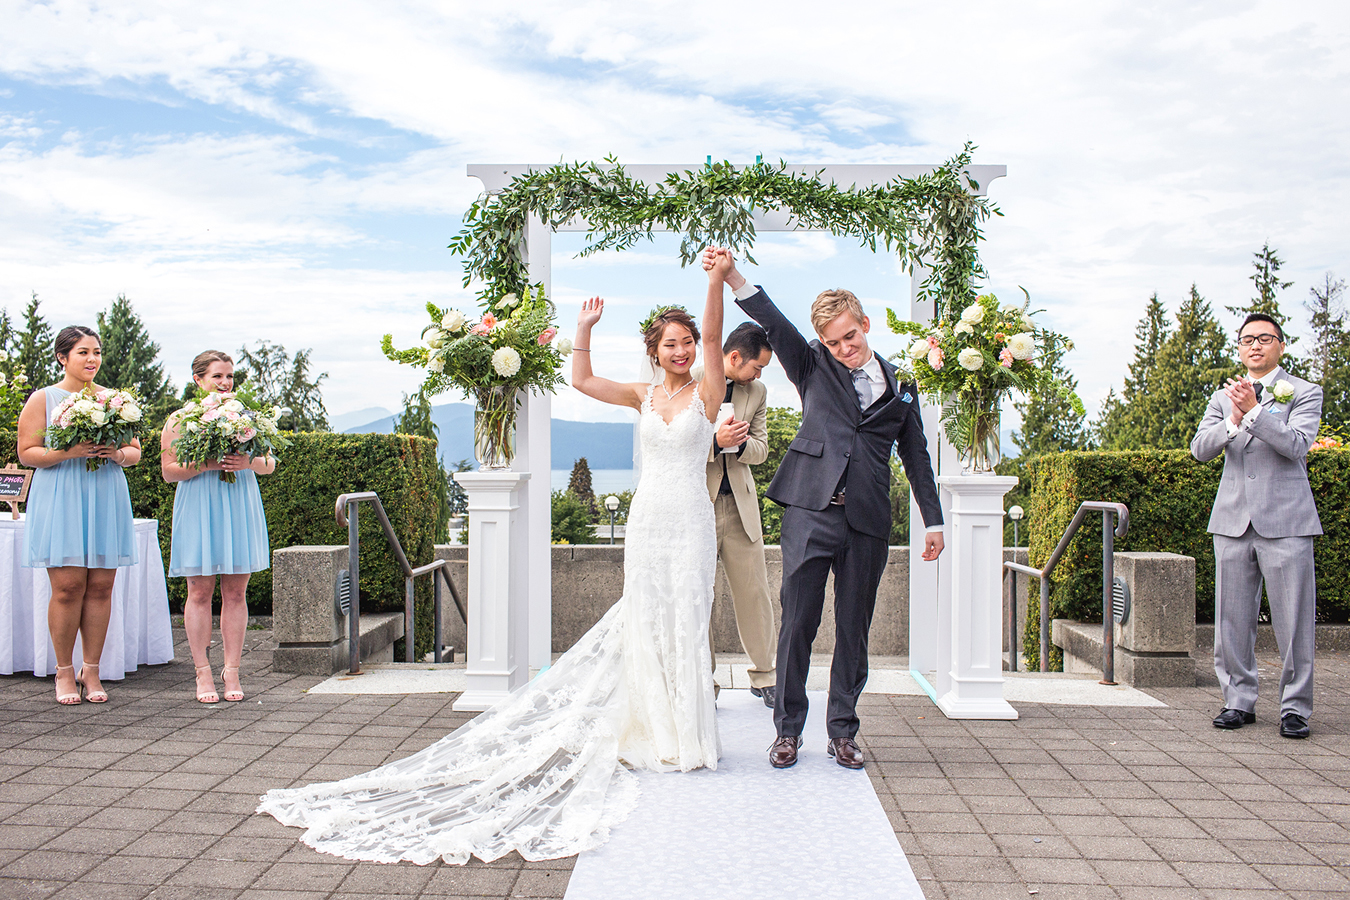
[704, 249, 944, 770]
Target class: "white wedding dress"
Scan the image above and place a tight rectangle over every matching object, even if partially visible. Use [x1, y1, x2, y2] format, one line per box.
[258, 386, 720, 865]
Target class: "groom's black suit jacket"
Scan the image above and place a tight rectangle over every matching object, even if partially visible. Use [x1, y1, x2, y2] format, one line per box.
[736, 287, 943, 540]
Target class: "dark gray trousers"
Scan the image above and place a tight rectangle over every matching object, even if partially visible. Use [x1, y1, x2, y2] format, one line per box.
[773, 504, 889, 739]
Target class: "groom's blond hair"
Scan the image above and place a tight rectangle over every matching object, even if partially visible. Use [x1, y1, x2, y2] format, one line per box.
[810, 289, 866, 335]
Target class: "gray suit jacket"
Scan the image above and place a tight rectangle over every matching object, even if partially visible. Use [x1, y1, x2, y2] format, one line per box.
[1190, 366, 1323, 538]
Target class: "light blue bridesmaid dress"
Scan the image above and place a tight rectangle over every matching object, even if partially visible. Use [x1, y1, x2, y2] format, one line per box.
[168, 465, 270, 577]
[24, 385, 139, 569]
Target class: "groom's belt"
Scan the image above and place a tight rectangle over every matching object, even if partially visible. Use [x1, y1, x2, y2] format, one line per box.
[829, 490, 846, 506]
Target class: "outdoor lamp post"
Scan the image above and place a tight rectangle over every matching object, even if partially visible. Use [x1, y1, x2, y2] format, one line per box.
[605, 495, 619, 544]
[1008, 504, 1024, 549]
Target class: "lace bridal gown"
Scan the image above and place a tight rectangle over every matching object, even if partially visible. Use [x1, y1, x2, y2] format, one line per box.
[258, 386, 720, 865]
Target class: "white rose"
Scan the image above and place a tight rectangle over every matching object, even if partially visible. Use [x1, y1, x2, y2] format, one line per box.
[907, 338, 929, 361]
[14, 373, 27, 384]
[556, 337, 574, 357]
[499, 293, 520, 309]
[223, 399, 244, 413]
[1007, 332, 1036, 360]
[425, 328, 445, 350]
[0, 372, 7, 387]
[428, 355, 445, 374]
[960, 303, 985, 325]
[219, 418, 236, 435]
[120, 404, 142, 423]
[1272, 379, 1295, 403]
[89, 408, 108, 426]
[957, 348, 984, 371]
[74, 399, 96, 415]
[0, 349, 8, 363]
[954, 321, 974, 336]
[186, 421, 199, 433]
[491, 346, 522, 377]
[441, 310, 466, 332]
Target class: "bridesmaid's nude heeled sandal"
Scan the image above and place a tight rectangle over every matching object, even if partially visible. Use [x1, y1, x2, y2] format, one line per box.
[76, 663, 108, 703]
[55, 664, 81, 705]
[195, 665, 219, 704]
[221, 665, 244, 702]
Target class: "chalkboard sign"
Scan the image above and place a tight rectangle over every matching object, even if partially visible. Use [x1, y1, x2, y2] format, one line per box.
[0, 464, 32, 519]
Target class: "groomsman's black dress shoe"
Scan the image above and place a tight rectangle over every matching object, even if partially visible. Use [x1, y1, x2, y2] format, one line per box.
[1280, 713, 1310, 739]
[768, 735, 802, 768]
[827, 737, 865, 769]
[750, 685, 776, 709]
[1212, 708, 1256, 729]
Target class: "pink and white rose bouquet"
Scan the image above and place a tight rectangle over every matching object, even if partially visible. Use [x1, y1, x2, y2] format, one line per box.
[171, 385, 290, 483]
[46, 386, 143, 471]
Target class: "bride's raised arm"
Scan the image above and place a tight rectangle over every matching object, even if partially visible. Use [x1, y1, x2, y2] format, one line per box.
[697, 248, 729, 420]
[571, 297, 644, 410]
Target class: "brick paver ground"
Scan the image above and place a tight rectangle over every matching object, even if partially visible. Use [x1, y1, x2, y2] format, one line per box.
[2, 630, 1348, 899]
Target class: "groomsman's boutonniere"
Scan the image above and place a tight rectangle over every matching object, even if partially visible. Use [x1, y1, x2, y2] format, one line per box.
[1272, 380, 1295, 404]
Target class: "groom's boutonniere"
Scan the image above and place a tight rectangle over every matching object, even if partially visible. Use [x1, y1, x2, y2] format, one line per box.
[1272, 380, 1295, 404]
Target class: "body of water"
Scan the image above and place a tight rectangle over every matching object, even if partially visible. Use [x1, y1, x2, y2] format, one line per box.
[551, 469, 634, 495]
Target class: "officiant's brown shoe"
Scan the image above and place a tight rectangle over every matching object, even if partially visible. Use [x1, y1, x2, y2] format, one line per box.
[827, 737, 865, 769]
[769, 735, 802, 768]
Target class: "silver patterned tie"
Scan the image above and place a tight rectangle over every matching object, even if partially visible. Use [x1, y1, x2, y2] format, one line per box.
[852, 368, 870, 409]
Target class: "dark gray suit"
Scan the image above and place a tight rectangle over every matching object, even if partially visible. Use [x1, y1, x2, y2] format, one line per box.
[737, 287, 942, 739]
[1191, 366, 1322, 718]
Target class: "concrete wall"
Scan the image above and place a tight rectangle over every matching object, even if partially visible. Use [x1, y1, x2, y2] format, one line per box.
[436, 544, 912, 655]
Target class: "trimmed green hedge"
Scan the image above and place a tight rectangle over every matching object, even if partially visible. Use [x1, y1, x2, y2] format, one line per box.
[2, 430, 446, 656]
[1021, 448, 1350, 670]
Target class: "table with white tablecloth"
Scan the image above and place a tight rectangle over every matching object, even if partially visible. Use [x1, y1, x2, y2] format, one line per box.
[0, 517, 175, 680]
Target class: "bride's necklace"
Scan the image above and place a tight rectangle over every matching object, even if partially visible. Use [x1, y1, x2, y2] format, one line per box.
[660, 378, 694, 401]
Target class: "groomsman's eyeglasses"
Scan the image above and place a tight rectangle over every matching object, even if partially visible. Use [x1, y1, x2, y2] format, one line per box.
[1236, 333, 1282, 347]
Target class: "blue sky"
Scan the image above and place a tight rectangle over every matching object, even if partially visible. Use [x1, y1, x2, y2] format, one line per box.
[3, 1, 1348, 429]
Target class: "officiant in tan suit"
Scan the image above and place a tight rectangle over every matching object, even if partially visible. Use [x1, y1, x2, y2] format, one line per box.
[696, 322, 779, 708]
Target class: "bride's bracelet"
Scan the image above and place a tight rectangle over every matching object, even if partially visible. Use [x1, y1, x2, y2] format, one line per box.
[573, 348, 590, 352]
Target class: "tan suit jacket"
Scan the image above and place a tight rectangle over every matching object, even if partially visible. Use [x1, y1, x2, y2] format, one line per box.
[700, 374, 769, 542]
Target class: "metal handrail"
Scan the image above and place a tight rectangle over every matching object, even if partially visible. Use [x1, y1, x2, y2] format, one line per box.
[1003, 501, 1129, 682]
[335, 491, 466, 675]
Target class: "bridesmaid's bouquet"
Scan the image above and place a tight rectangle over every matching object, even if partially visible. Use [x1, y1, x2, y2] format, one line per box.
[172, 387, 290, 482]
[46, 386, 145, 471]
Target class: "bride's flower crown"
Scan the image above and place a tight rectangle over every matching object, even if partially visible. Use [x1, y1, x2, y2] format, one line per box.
[639, 304, 690, 335]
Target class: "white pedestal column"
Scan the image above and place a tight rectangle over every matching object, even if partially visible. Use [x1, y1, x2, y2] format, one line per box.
[935, 474, 1019, 720]
[452, 471, 530, 712]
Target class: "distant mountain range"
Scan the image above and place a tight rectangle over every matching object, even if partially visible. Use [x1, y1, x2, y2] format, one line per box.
[342, 403, 635, 469]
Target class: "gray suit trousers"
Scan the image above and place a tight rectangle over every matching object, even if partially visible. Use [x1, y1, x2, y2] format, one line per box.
[1213, 526, 1316, 718]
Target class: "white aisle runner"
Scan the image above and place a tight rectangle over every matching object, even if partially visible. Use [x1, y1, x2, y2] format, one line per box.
[564, 690, 924, 900]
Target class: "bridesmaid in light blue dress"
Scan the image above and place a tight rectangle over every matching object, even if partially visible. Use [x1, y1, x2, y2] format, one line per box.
[17, 325, 142, 705]
[161, 350, 273, 704]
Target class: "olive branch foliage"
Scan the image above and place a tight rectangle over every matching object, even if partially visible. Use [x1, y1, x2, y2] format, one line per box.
[447, 142, 998, 323]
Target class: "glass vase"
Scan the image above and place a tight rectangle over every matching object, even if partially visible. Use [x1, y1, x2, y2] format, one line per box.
[473, 385, 519, 470]
[958, 404, 1002, 474]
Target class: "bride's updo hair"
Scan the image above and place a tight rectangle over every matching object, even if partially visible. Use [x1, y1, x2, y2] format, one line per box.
[642, 308, 701, 361]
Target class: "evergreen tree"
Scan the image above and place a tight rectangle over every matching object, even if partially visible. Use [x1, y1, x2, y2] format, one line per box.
[1095, 294, 1170, 450]
[0, 307, 14, 377]
[96, 294, 176, 426]
[1012, 349, 1088, 456]
[15, 292, 59, 395]
[1229, 242, 1301, 374]
[567, 457, 597, 521]
[1307, 272, 1350, 430]
[1149, 284, 1238, 448]
[235, 341, 330, 431]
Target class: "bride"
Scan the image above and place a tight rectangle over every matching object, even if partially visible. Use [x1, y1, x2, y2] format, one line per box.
[257, 253, 732, 865]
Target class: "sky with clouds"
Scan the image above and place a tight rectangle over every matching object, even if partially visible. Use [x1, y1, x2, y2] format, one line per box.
[2, 1, 1348, 430]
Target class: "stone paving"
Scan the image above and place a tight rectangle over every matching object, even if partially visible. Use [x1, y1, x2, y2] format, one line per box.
[1, 630, 1348, 899]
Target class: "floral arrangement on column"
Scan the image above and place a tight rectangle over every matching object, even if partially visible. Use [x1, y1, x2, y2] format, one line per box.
[381, 285, 569, 469]
[887, 293, 1081, 472]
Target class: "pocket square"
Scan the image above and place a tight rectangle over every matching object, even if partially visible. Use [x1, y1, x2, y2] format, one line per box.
[900, 392, 913, 404]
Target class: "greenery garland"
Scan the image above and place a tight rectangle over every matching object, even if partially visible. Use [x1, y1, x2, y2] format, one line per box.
[447, 142, 998, 323]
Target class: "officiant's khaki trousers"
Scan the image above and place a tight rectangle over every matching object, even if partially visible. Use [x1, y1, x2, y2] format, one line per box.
[712, 492, 778, 689]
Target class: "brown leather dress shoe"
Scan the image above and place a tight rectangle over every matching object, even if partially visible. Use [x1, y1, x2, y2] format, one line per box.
[769, 735, 802, 768]
[827, 737, 865, 769]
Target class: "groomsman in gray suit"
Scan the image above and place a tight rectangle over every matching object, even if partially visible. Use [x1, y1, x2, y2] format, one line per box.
[698, 323, 778, 708]
[1191, 313, 1323, 739]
